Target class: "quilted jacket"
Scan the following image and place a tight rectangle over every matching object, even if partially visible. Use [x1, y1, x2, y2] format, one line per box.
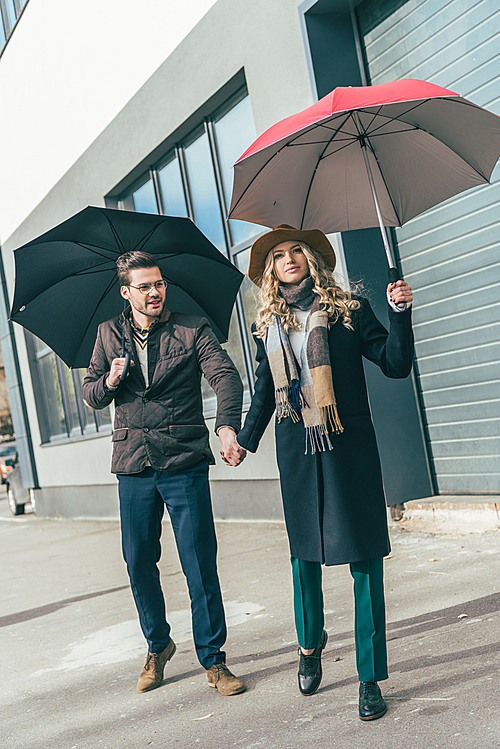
[82, 306, 243, 474]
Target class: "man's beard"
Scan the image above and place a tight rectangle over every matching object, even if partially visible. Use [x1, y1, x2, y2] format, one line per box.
[131, 296, 165, 319]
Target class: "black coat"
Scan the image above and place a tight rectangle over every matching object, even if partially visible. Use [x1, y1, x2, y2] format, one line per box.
[237, 298, 414, 566]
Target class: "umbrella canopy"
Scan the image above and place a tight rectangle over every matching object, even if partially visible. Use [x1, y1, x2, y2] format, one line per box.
[10, 207, 244, 368]
[229, 78, 500, 238]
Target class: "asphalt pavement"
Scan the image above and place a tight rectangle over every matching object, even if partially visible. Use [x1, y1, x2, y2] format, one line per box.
[1, 489, 499, 749]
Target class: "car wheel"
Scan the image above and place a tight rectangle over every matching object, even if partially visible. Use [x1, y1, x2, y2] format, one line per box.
[7, 486, 25, 516]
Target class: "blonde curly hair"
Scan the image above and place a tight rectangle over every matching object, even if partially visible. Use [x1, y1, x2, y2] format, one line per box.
[254, 242, 360, 338]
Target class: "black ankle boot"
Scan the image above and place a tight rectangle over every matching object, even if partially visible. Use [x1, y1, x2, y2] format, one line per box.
[358, 681, 387, 720]
[297, 629, 328, 696]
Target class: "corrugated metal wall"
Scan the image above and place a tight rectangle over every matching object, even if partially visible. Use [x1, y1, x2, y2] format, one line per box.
[358, 0, 500, 493]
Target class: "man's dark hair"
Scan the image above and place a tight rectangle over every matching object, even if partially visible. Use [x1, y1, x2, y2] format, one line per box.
[116, 251, 160, 286]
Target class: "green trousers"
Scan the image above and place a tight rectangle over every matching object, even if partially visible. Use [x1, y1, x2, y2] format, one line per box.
[291, 556, 388, 682]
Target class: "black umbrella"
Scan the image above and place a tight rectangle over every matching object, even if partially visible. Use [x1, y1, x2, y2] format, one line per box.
[10, 206, 244, 368]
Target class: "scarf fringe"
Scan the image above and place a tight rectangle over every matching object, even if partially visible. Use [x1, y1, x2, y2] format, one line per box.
[304, 424, 334, 454]
[275, 383, 303, 423]
[324, 404, 344, 435]
[303, 406, 344, 454]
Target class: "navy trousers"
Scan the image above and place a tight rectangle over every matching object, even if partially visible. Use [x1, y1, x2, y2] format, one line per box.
[118, 461, 226, 670]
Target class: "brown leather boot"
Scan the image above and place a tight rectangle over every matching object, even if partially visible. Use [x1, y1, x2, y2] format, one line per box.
[136, 638, 176, 693]
[206, 663, 246, 695]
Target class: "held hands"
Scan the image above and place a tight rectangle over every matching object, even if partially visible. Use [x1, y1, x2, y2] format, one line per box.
[108, 357, 134, 388]
[388, 279, 413, 306]
[218, 426, 247, 467]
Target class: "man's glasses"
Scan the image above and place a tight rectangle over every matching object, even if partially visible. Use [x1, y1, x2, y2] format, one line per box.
[127, 280, 167, 295]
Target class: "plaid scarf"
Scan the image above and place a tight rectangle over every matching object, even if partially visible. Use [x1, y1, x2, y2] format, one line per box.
[265, 279, 343, 453]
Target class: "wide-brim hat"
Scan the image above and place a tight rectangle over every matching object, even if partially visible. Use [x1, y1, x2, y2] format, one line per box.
[248, 224, 336, 286]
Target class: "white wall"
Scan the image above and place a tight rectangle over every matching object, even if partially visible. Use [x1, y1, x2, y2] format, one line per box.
[1, 0, 312, 492]
[0, 0, 218, 244]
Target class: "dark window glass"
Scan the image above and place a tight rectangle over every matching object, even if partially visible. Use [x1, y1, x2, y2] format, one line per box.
[38, 352, 67, 439]
[235, 248, 260, 356]
[74, 369, 98, 434]
[59, 365, 81, 436]
[95, 405, 112, 430]
[201, 309, 249, 416]
[184, 132, 226, 251]
[158, 157, 188, 217]
[214, 97, 261, 246]
[32, 338, 111, 442]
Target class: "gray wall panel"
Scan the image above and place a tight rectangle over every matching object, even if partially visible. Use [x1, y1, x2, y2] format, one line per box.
[360, 0, 500, 493]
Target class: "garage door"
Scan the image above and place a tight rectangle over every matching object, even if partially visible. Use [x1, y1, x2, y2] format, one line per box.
[357, 0, 500, 493]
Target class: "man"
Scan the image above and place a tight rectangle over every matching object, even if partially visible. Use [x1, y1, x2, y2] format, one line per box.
[82, 250, 247, 695]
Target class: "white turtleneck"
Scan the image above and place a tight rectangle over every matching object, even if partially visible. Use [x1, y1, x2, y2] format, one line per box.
[289, 307, 310, 363]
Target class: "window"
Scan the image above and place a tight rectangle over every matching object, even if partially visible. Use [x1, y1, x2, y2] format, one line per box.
[117, 89, 264, 411]
[158, 156, 188, 217]
[184, 130, 227, 251]
[0, 0, 27, 53]
[117, 91, 261, 251]
[213, 96, 262, 247]
[28, 336, 111, 443]
[234, 247, 260, 344]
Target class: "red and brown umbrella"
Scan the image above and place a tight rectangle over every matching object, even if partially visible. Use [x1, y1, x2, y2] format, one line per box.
[229, 78, 500, 278]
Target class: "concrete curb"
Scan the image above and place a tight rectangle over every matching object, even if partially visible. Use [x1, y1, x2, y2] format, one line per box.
[395, 495, 500, 534]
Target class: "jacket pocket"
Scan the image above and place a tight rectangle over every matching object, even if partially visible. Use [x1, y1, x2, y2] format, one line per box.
[168, 425, 207, 440]
[112, 428, 128, 441]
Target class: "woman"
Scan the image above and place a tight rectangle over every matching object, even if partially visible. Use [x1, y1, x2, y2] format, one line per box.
[236, 225, 413, 721]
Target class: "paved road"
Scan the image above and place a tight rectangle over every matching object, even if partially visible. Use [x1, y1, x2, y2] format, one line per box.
[1, 493, 499, 749]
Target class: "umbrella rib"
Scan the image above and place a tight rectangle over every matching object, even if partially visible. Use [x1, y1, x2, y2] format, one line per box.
[287, 137, 353, 146]
[71, 242, 120, 261]
[289, 126, 422, 158]
[399, 98, 492, 180]
[73, 265, 119, 276]
[315, 127, 421, 160]
[230, 115, 353, 216]
[298, 117, 353, 230]
[134, 223, 164, 253]
[350, 111, 403, 227]
[101, 209, 127, 254]
[72, 274, 119, 368]
[358, 98, 492, 181]
[100, 208, 177, 257]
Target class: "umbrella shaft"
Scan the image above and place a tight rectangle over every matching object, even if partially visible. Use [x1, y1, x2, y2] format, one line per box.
[354, 112, 397, 269]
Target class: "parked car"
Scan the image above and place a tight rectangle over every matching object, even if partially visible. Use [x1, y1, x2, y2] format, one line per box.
[6, 463, 32, 515]
[0, 441, 17, 484]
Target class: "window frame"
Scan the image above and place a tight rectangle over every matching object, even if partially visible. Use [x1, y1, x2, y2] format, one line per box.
[25, 332, 112, 445]
[113, 86, 263, 408]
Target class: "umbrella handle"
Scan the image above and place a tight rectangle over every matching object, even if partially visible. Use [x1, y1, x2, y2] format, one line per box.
[388, 267, 401, 283]
[388, 266, 408, 310]
[120, 352, 132, 381]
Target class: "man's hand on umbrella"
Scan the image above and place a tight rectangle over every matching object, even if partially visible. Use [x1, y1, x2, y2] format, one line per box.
[388, 280, 413, 306]
[218, 427, 247, 467]
[108, 357, 134, 388]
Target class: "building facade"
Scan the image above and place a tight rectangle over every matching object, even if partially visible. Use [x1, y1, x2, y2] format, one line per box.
[0, 0, 498, 518]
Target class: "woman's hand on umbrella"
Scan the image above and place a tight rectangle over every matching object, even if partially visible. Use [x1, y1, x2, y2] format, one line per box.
[108, 357, 134, 388]
[388, 280, 413, 306]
